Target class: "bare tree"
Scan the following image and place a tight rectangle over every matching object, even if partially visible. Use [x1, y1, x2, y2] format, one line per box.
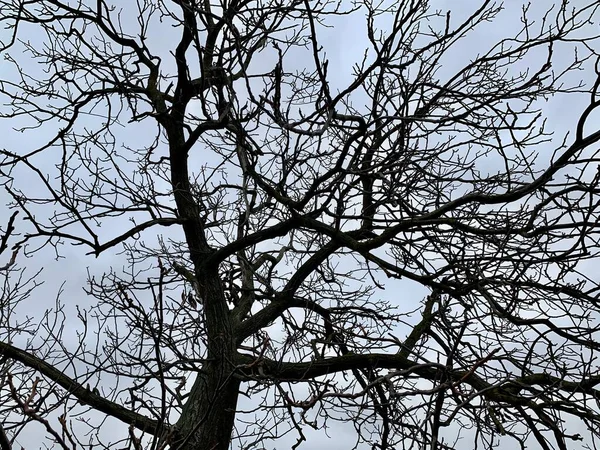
[1, 0, 600, 449]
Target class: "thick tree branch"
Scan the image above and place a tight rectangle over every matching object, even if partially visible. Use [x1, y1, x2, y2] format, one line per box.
[237, 350, 600, 406]
[0, 424, 11, 450]
[0, 341, 164, 436]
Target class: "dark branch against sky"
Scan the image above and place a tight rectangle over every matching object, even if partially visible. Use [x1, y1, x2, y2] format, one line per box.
[0, 1, 600, 449]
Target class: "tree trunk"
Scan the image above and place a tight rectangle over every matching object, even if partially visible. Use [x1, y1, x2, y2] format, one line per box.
[174, 365, 240, 450]
[165, 124, 241, 449]
[173, 273, 240, 450]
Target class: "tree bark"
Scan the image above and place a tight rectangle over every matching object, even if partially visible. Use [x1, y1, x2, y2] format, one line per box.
[173, 271, 240, 450]
[164, 107, 241, 448]
[174, 365, 240, 450]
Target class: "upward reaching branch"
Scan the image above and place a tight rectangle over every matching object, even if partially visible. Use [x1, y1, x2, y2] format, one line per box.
[0, 1, 600, 449]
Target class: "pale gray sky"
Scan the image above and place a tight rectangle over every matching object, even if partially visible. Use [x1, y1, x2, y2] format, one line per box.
[1, 1, 599, 449]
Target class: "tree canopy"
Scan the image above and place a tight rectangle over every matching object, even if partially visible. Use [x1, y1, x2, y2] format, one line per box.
[1, 1, 600, 449]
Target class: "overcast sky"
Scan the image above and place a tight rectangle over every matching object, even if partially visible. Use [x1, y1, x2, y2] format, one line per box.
[1, 1, 599, 449]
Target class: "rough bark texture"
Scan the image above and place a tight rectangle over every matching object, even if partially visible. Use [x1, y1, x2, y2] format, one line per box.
[173, 272, 240, 450]
[175, 370, 240, 450]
